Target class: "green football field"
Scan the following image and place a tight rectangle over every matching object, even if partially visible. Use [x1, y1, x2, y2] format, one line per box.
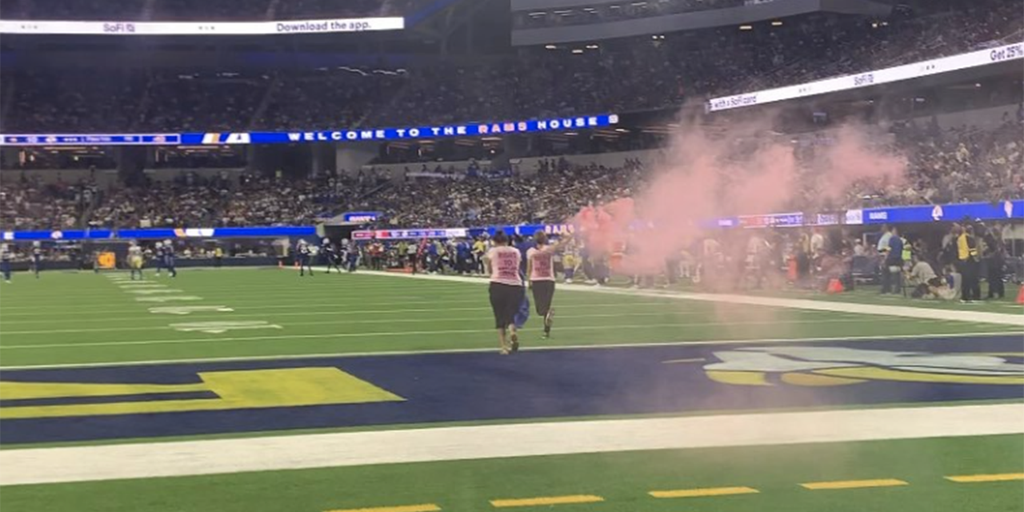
[1, 268, 1019, 368]
[0, 268, 1021, 512]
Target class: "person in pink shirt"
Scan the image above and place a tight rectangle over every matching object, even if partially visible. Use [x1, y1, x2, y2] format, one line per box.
[483, 230, 524, 354]
[526, 231, 562, 339]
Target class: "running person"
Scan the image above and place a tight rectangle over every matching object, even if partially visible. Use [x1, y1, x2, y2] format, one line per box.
[483, 231, 524, 355]
[153, 241, 164, 276]
[128, 241, 144, 280]
[526, 232, 560, 338]
[322, 238, 342, 274]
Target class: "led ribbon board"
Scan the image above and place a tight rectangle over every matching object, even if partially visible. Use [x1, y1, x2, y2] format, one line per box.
[0, 17, 405, 36]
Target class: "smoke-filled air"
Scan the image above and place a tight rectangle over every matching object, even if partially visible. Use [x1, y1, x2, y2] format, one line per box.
[572, 113, 910, 277]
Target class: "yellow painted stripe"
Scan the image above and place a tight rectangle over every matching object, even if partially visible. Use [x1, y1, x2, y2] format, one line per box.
[324, 504, 440, 512]
[490, 495, 604, 508]
[946, 473, 1024, 483]
[650, 486, 759, 498]
[801, 479, 908, 490]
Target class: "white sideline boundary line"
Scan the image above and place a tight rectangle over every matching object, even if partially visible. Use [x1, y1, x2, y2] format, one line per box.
[1, 331, 1016, 370]
[2, 403, 1022, 486]
[353, 270, 1024, 327]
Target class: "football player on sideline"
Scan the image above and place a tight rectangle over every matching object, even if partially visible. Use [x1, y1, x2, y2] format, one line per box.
[128, 241, 145, 280]
[162, 240, 178, 278]
[297, 239, 314, 277]
[31, 241, 42, 278]
[1, 243, 11, 283]
[322, 238, 342, 274]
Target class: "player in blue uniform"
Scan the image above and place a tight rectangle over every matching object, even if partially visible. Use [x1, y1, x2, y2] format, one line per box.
[31, 241, 42, 278]
[153, 242, 165, 276]
[322, 238, 342, 274]
[297, 239, 314, 276]
[1, 244, 11, 283]
[162, 240, 177, 277]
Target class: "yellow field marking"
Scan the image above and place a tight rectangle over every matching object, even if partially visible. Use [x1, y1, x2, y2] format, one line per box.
[490, 495, 604, 508]
[324, 504, 441, 512]
[0, 368, 404, 419]
[818, 367, 1024, 385]
[945, 473, 1024, 483]
[801, 479, 908, 490]
[650, 486, 759, 498]
[705, 370, 772, 386]
[780, 372, 865, 386]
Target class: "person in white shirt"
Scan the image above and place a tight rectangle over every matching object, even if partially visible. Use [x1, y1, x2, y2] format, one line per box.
[907, 256, 952, 300]
[853, 239, 865, 256]
[876, 225, 892, 255]
[809, 229, 824, 257]
[483, 230, 524, 355]
[128, 241, 144, 281]
[526, 232, 561, 339]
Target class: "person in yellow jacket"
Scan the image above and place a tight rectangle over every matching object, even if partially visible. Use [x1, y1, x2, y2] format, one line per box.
[957, 225, 981, 302]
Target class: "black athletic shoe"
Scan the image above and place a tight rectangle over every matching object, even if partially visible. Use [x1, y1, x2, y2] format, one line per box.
[543, 309, 554, 338]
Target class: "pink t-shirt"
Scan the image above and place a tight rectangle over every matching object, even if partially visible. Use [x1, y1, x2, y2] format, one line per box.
[527, 246, 555, 281]
[487, 246, 523, 286]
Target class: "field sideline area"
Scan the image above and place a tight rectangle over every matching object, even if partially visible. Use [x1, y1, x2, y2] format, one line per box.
[0, 267, 1022, 512]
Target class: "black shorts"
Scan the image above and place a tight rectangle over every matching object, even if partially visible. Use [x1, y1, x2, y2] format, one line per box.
[531, 280, 555, 316]
[489, 282, 523, 329]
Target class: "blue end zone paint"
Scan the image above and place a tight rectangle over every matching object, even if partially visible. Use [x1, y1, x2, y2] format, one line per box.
[2, 335, 1022, 445]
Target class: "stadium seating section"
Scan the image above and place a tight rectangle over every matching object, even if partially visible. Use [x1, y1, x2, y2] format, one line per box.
[1, 0, 1019, 134]
[0, 0, 1020, 234]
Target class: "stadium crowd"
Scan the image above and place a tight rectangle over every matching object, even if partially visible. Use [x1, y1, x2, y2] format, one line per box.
[2, 106, 1019, 232]
[84, 172, 368, 228]
[2, 0, 1019, 134]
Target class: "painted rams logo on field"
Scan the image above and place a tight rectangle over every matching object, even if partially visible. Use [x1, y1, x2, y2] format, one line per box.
[694, 347, 1024, 387]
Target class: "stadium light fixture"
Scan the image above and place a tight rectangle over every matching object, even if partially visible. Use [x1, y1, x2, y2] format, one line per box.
[572, 49, 584, 54]
[771, 20, 783, 26]
[545, 44, 557, 49]
[739, 25, 753, 30]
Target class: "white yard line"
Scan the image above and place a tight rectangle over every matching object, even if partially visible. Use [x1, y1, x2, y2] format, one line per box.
[0, 314, 885, 337]
[354, 270, 1024, 327]
[2, 403, 1021, 486]
[0, 301, 687, 324]
[0, 317, 925, 350]
[1, 331, 1013, 370]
